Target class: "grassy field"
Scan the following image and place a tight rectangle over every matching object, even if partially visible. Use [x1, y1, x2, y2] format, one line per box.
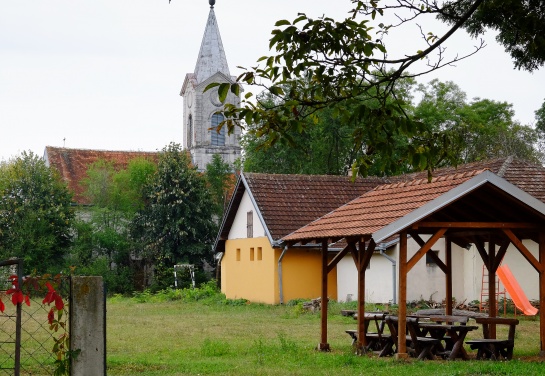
[105, 287, 545, 376]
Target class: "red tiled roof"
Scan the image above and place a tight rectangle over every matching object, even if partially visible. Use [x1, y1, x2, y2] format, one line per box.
[44, 146, 159, 204]
[282, 170, 486, 242]
[244, 173, 388, 241]
[391, 157, 545, 203]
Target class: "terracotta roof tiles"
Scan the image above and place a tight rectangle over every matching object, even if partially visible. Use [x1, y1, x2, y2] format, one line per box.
[282, 170, 485, 242]
[44, 146, 158, 205]
[244, 173, 388, 241]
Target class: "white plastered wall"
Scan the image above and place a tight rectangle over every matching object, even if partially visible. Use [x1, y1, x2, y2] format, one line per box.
[228, 191, 266, 240]
[337, 236, 470, 304]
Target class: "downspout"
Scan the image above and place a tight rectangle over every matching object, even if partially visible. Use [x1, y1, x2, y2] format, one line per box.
[215, 252, 224, 289]
[278, 244, 289, 304]
[379, 249, 397, 304]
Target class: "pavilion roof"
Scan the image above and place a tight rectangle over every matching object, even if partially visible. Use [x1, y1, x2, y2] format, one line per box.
[282, 169, 545, 244]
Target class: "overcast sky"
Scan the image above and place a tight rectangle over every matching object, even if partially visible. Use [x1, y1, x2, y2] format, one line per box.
[1, 1, 544, 162]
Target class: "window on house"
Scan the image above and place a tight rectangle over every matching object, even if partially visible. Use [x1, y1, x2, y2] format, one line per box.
[210, 114, 225, 146]
[257, 247, 262, 261]
[236, 248, 241, 261]
[426, 250, 440, 266]
[250, 248, 254, 261]
[187, 115, 193, 148]
[247, 211, 253, 238]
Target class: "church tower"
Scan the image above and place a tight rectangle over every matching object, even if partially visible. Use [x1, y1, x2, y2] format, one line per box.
[180, 0, 241, 171]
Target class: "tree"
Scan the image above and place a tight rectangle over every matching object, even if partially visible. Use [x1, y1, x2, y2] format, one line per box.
[72, 157, 156, 293]
[131, 143, 216, 289]
[412, 79, 542, 166]
[0, 151, 74, 273]
[205, 154, 234, 221]
[535, 99, 545, 134]
[211, 0, 545, 176]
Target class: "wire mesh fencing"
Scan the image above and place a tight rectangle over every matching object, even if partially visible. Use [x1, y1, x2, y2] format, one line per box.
[0, 260, 71, 376]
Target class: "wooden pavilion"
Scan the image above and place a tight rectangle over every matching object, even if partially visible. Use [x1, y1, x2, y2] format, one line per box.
[282, 170, 545, 357]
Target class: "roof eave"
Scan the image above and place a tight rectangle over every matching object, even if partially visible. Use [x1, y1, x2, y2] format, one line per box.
[372, 170, 545, 243]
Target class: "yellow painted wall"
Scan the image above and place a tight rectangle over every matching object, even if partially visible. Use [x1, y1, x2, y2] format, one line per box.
[277, 248, 337, 303]
[221, 237, 277, 303]
[221, 238, 337, 304]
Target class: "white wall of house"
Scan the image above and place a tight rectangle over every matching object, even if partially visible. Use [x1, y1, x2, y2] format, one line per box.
[228, 191, 265, 240]
[337, 236, 541, 305]
[462, 240, 540, 303]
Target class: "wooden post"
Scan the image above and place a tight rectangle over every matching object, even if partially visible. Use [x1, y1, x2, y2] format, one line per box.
[396, 231, 408, 359]
[446, 238, 453, 315]
[488, 241, 497, 338]
[539, 231, 545, 357]
[356, 240, 367, 353]
[318, 240, 330, 351]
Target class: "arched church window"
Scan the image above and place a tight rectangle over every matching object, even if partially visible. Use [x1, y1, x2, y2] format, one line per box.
[187, 115, 193, 148]
[211, 113, 225, 146]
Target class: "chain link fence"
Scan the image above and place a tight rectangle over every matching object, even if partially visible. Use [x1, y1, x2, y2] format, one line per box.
[0, 260, 71, 376]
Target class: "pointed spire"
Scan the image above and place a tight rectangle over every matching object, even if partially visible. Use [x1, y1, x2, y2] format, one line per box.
[193, 5, 230, 84]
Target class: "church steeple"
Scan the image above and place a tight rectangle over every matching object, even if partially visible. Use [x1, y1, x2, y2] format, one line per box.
[180, 1, 241, 171]
[193, 4, 230, 85]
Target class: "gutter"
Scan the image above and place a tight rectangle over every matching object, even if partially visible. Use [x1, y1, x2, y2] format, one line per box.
[378, 247, 397, 304]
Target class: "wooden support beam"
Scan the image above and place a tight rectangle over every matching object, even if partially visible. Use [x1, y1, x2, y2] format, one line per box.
[446, 238, 453, 315]
[410, 233, 448, 274]
[319, 240, 330, 351]
[327, 242, 354, 274]
[488, 241, 497, 338]
[539, 231, 545, 358]
[407, 228, 447, 272]
[360, 239, 375, 271]
[397, 231, 408, 358]
[503, 229, 544, 273]
[475, 241, 488, 264]
[492, 241, 509, 272]
[356, 240, 368, 353]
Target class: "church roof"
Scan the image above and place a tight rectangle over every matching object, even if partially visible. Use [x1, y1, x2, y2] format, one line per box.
[193, 8, 230, 85]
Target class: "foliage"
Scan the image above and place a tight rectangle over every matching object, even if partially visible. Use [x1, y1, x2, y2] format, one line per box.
[243, 78, 542, 175]
[73, 157, 156, 294]
[209, 0, 545, 177]
[439, 0, 545, 71]
[0, 273, 76, 376]
[131, 143, 217, 289]
[412, 79, 542, 166]
[204, 154, 234, 220]
[0, 151, 74, 273]
[535, 99, 545, 134]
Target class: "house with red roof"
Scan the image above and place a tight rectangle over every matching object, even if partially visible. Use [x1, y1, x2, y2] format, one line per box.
[213, 173, 387, 304]
[216, 157, 545, 308]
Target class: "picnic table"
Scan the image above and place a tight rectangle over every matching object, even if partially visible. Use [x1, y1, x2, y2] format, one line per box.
[416, 322, 478, 360]
[345, 312, 390, 352]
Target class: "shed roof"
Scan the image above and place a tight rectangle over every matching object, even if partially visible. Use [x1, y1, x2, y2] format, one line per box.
[282, 169, 545, 244]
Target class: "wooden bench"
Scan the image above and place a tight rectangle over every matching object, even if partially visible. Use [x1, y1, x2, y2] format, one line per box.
[345, 313, 392, 352]
[406, 317, 442, 360]
[383, 315, 415, 357]
[466, 317, 519, 360]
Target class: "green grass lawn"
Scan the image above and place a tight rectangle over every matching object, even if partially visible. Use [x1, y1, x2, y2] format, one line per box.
[106, 289, 545, 376]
